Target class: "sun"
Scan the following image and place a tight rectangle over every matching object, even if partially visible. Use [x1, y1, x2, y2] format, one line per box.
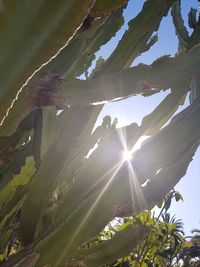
[122, 149, 132, 161]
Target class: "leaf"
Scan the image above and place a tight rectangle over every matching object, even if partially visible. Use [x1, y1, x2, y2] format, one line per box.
[157, 199, 164, 209]
[175, 192, 183, 202]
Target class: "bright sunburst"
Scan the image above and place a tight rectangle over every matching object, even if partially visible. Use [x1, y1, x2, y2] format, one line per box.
[122, 149, 132, 161]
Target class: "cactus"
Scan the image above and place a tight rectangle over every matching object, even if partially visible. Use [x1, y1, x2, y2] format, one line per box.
[0, 0, 95, 124]
[77, 223, 148, 267]
[171, 0, 190, 50]
[0, 0, 200, 266]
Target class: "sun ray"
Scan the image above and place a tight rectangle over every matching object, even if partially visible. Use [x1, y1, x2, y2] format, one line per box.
[117, 126, 128, 151]
[84, 161, 123, 198]
[127, 162, 148, 214]
[131, 135, 149, 153]
[56, 161, 123, 266]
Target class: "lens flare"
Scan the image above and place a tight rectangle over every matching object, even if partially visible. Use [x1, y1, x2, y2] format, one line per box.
[123, 150, 132, 161]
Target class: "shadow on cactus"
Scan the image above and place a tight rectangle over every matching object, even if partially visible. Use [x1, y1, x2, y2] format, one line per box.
[0, 0, 200, 266]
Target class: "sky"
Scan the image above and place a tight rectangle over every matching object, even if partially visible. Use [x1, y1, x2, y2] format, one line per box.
[94, 0, 200, 235]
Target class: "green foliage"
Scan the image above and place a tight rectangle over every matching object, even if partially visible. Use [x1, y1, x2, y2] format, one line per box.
[82, 196, 186, 267]
[0, 0, 200, 266]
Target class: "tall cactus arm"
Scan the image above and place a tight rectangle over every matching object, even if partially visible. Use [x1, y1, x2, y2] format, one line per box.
[56, 44, 200, 106]
[77, 223, 148, 267]
[0, 0, 95, 126]
[91, 0, 128, 17]
[19, 106, 99, 245]
[98, 0, 174, 75]
[54, 107, 102, 187]
[2, 36, 199, 138]
[32, 110, 43, 170]
[40, 107, 57, 159]
[140, 82, 189, 135]
[142, 141, 198, 211]
[33, 107, 57, 169]
[171, 0, 190, 49]
[132, 96, 200, 185]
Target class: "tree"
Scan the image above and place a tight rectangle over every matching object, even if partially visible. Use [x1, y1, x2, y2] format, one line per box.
[0, 0, 200, 266]
[179, 229, 200, 267]
[106, 192, 186, 267]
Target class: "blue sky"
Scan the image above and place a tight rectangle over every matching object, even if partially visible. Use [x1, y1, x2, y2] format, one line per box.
[95, 0, 200, 234]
